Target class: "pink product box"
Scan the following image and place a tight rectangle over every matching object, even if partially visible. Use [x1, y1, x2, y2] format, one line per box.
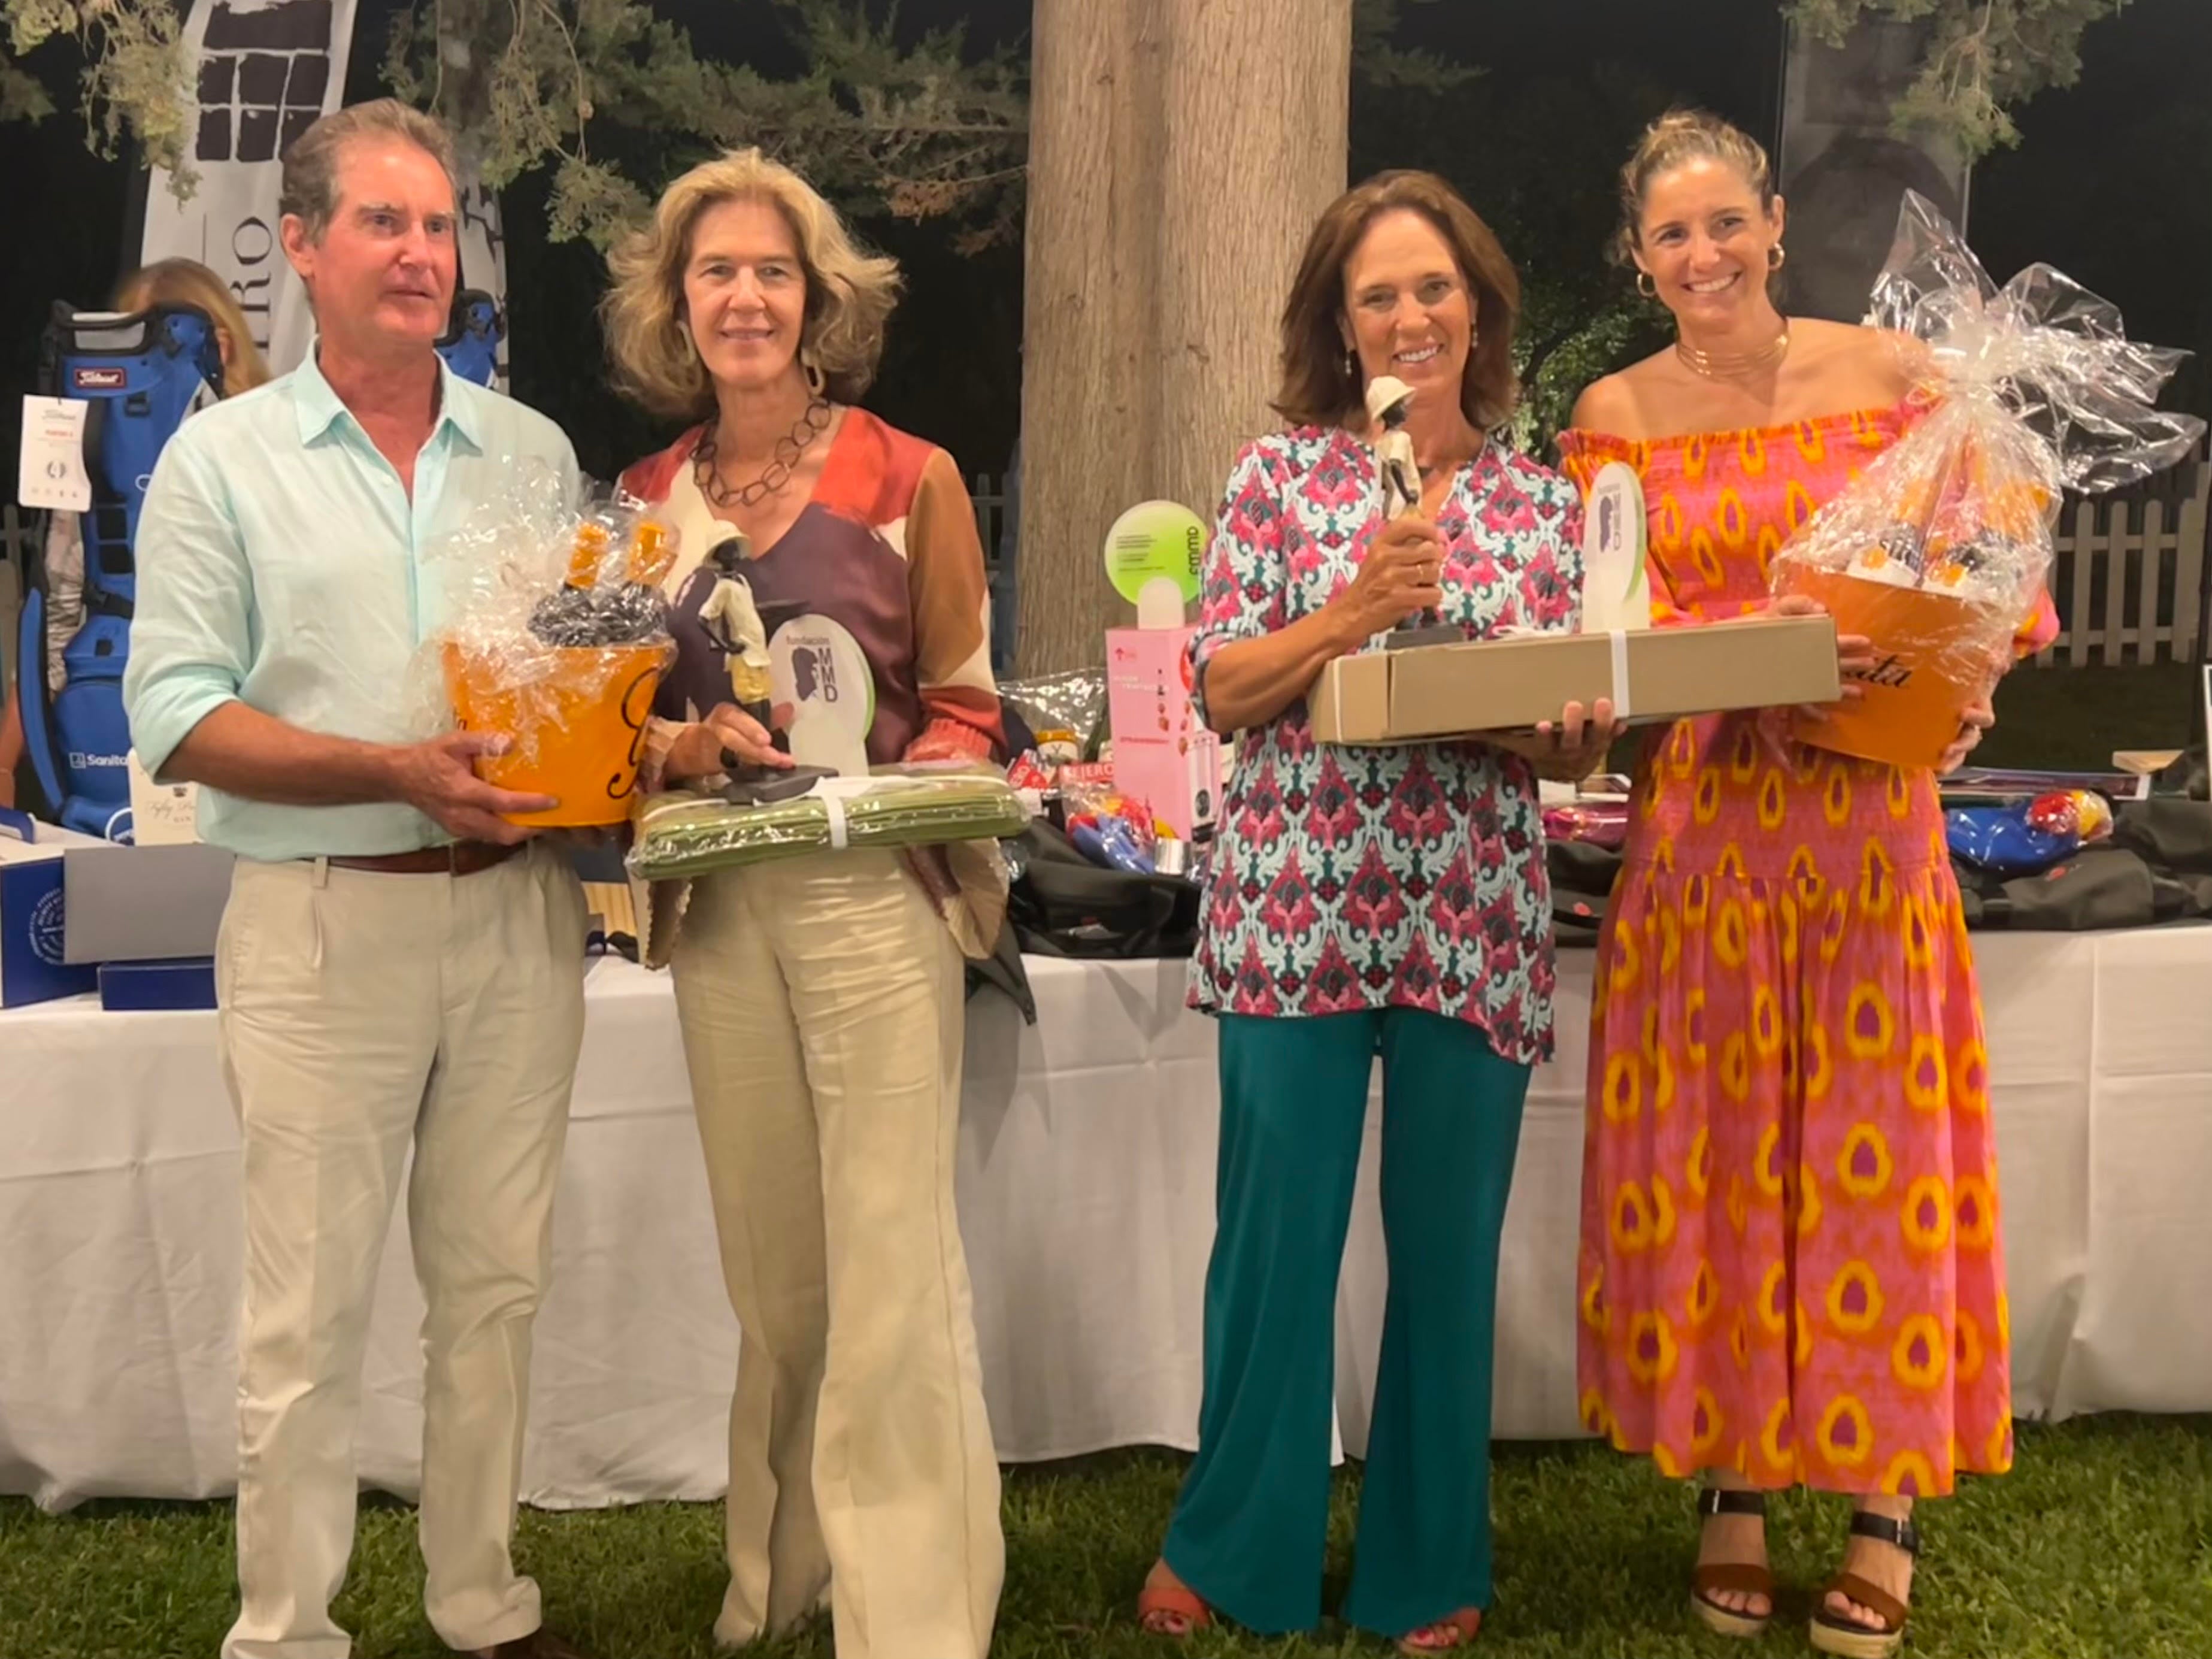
[1105, 627, 1221, 841]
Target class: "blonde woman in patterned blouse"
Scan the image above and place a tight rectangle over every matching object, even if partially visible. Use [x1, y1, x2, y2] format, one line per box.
[603, 149, 1002, 1659]
[1136, 170, 1617, 1652]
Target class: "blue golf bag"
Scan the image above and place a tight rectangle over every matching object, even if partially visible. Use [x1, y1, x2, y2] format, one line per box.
[437, 288, 505, 387]
[17, 301, 223, 840]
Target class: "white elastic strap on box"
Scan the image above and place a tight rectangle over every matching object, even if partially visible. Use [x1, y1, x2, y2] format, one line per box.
[1496, 623, 1634, 722]
[806, 773, 938, 851]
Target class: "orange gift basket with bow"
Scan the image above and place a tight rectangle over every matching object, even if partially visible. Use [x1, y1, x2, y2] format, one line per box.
[432, 476, 679, 827]
[1773, 193, 2204, 770]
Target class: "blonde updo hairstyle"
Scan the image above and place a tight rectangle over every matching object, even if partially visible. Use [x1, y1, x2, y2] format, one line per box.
[1611, 108, 1778, 268]
[602, 147, 902, 421]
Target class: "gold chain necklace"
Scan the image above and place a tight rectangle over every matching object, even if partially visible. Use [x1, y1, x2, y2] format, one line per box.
[1675, 320, 1791, 379]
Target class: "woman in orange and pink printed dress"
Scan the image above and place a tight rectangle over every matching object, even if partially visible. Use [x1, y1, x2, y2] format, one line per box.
[1559, 111, 2056, 1659]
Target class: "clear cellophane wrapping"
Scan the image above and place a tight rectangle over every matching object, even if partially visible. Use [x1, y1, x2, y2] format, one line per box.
[415, 469, 680, 823]
[625, 764, 1029, 881]
[1771, 193, 2204, 762]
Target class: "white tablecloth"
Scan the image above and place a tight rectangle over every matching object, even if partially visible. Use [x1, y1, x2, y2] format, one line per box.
[4, 931, 2210, 1513]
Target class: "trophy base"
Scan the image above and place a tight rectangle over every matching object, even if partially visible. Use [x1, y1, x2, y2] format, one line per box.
[720, 762, 839, 807]
[1385, 623, 1465, 650]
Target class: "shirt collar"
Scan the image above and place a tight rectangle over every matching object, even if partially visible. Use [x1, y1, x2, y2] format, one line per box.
[292, 341, 484, 452]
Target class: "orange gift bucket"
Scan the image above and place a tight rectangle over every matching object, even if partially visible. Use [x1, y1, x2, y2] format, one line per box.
[443, 640, 674, 827]
[1781, 567, 1995, 771]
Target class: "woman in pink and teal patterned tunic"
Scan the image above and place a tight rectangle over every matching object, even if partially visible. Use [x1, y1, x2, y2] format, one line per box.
[1136, 171, 1617, 1653]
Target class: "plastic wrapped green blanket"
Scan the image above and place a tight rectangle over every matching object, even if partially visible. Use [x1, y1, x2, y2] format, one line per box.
[626, 769, 1028, 881]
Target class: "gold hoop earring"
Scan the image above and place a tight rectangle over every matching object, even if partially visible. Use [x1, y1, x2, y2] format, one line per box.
[1636, 270, 1657, 299]
[801, 349, 827, 397]
[1768, 244, 1787, 272]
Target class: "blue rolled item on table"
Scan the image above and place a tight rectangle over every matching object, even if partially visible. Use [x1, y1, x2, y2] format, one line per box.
[1945, 803, 2084, 877]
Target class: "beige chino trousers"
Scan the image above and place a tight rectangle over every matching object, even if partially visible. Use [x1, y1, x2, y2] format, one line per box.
[669, 849, 1002, 1659]
[214, 846, 586, 1659]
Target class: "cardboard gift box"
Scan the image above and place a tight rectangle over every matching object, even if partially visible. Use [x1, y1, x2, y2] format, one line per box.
[0, 812, 104, 1008]
[1310, 614, 1841, 746]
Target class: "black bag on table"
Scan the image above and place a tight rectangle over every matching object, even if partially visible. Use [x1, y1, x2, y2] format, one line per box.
[1008, 822, 1202, 961]
[1547, 840, 1622, 949]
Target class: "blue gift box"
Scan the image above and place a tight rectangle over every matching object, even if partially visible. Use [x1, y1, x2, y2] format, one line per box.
[0, 810, 101, 1008]
[96, 956, 217, 1012]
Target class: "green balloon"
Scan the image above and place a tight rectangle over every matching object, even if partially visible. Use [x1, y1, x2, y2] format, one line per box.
[1104, 499, 1205, 606]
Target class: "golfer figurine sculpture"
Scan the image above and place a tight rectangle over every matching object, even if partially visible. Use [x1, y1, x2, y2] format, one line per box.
[1368, 374, 1421, 520]
[1368, 374, 1456, 646]
[698, 534, 836, 805]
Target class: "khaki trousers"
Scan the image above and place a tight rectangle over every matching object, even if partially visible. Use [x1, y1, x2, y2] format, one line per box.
[671, 850, 1002, 1659]
[214, 846, 586, 1659]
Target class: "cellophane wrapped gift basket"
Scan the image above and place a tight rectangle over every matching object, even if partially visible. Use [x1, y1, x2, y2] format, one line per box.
[1773, 192, 2205, 770]
[428, 473, 678, 827]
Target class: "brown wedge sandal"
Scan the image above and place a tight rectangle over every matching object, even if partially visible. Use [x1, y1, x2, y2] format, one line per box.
[1808, 1509, 1919, 1659]
[1690, 1487, 1775, 1640]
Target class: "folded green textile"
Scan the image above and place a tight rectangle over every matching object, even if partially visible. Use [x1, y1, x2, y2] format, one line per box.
[626, 769, 1029, 880]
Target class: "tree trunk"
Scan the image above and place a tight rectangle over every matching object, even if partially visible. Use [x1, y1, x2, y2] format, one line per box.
[1017, 0, 1353, 676]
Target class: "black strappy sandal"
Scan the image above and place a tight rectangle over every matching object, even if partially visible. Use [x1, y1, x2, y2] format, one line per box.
[1809, 1508, 1920, 1658]
[1690, 1487, 1774, 1639]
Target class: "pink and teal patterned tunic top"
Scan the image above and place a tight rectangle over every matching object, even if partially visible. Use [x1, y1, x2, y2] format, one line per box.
[1186, 426, 1584, 1065]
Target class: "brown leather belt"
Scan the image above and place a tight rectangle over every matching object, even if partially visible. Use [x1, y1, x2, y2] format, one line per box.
[325, 841, 522, 876]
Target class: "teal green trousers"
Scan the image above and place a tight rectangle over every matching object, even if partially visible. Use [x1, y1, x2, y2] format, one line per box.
[1162, 1008, 1531, 1638]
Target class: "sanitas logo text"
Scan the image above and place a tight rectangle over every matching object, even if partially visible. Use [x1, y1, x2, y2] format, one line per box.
[67, 751, 129, 768]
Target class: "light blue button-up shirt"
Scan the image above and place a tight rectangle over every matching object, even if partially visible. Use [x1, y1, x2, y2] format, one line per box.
[123, 352, 581, 861]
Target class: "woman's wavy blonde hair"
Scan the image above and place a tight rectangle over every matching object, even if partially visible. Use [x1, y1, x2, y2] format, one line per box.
[602, 147, 902, 421]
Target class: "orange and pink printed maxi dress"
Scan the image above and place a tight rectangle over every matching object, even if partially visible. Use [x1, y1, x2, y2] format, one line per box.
[1558, 405, 2055, 1497]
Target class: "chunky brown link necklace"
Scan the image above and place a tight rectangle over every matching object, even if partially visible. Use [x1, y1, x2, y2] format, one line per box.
[691, 397, 834, 510]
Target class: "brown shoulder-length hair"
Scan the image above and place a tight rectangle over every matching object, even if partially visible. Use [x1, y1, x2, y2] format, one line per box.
[1275, 170, 1522, 433]
[602, 147, 902, 422]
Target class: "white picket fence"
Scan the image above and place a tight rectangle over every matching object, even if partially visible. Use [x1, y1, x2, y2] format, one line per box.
[6, 443, 2210, 675]
[2035, 441, 2212, 667]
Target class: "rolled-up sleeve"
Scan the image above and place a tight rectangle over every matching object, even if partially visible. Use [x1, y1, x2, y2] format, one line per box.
[1189, 440, 1290, 732]
[123, 432, 251, 780]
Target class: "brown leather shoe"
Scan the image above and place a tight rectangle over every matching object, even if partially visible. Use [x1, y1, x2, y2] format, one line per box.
[463, 1631, 592, 1659]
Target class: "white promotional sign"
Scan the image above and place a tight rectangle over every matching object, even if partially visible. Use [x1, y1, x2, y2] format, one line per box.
[138, 0, 360, 376]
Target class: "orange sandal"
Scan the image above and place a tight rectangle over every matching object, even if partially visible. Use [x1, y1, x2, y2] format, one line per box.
[1398, 1607, 1482, 1652]
[1136, 1561, 1214, 1638]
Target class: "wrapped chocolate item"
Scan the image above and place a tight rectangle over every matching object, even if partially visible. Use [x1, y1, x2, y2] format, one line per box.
[1773, 192, 2204, 770]
[428, 474, 679, 826]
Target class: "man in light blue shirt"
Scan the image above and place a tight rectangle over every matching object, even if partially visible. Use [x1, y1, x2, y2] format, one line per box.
[125, 99, 593, 1659]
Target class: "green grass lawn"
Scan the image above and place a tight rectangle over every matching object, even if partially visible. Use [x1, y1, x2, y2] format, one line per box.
[5, 1416, 2208, 1658]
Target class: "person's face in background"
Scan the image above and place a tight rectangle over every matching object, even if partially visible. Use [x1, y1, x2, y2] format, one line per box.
[682, 196, 810, 396]
[1632, 156, 1785, 331]
[1340, 207, 1475, 411]
[281, 137, 459, 362]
